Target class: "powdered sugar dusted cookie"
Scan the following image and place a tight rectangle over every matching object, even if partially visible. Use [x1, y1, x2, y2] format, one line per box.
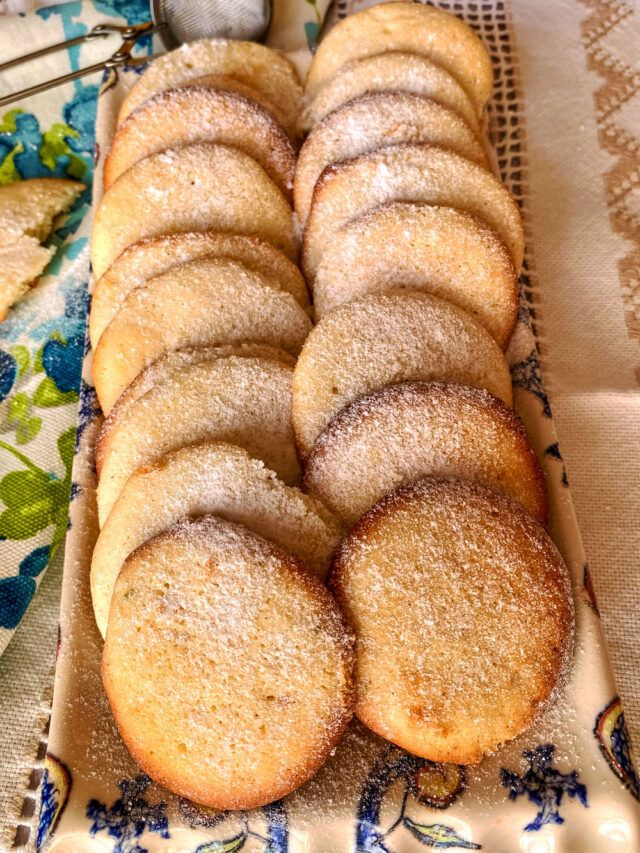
[294, 93, 488, 225]
[92, 441, 342, 637]
[104, 516, 354, 810]
[305, 3, 492, 113]
[291, 291, 512, 459]
[104, 86, 296, 197]
[301, 52, 480, 134]
[91, 142, 296, 280]
[330, 477, 573, 764]
[118, 39, 303, 137]
[302, 145, 524, 281]
[92, 257, 311, 414]
[305, 381, 547, 527]
[90, 232, 308, 348]
[96, 353, 300, 525]
[313, 203, 517, 348]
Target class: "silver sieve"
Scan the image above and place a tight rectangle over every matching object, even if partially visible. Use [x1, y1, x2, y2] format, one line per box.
[0, 0, 273, 108]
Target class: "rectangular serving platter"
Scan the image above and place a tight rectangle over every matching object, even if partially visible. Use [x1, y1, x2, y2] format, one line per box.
[39, 2, 640, 851]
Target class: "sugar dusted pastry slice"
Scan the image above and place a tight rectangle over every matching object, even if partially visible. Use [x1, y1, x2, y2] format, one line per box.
[104, 516, 354, 809]
[305, 381, 547, 527]
[294, 92, 488, 225]
[96, 351, 301, 525]
[90, 142, 296, 280]
[313, 203, 517, 348]
[305, 2, 493, 113]
[301, 52, 480, 133]
[0, 178, 84, 320]
[330, 477, 573, 764]
[92, 257, 311, 414]
[302, 145, 524, 281]
[90, 232, 309, 348]
[291, 290, 512, 459]
[104, 86, 296, 197]
[117, 39, 303, 137]
[91, 441, 343, 636]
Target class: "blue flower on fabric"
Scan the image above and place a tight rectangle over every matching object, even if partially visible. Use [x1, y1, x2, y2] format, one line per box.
[0, 545, 50, 629]
[0, 350, 17, 402]
[63, 84, 98, 156]
[42, 333, 84, 395]
[93, 0, 151, 25]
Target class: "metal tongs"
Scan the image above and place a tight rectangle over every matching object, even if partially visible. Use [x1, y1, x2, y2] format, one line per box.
[0, 21, 164, 108]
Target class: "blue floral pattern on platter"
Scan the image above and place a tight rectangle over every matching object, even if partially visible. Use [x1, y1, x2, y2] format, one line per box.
[594, 697, 640, 802]
[37, 753, 72, 851]
[510, 349, 552, 417]
[500, 744, 588, 832]
[180, 797, 288, 852]
[356, 747, 477, 850]
[86, 775, 170, 853]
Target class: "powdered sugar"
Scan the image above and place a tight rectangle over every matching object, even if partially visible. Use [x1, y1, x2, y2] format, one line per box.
[291, 290, 512, 457]
[302, 144, 524, 281]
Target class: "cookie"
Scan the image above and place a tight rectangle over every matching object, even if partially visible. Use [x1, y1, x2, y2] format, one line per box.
[98, 343, 295, 436]
[104, 515, 354, 810]
[96, 352, 300, 525]
[90, 232, 309, 349]
[92, 257, 311, 414]
[302, 144, 524, 282]
[104, 86, 296, 197]
[117, 39, 303, 138]
[304, 381, 547, 526]
[330, 477, 574, 764]
[294, 93, 488, 225]
[90, 142, 296, 280]
[291, 291, 512, 459]
[173, 73, 296, 137]
[0, 178, 84, 320]
[91, 441, 342, 637]
[313, 203, 517, 348]
[301, 52, 479, 133]
[305, 3, 492, 114]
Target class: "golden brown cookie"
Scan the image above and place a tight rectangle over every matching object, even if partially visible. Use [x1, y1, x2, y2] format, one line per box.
[91, 441, 342, 637]
[117, 39, 303, 137]
[96, 352, 300, 525]
[91, 142, 296, 280]
[104, 515, 354, 810]
[302, 145, 524, 282]
[104, 86, 296, 197]
[301, 51, 479, 134]
[312, 203, 517, 348]
[90, 232, 309, 349]
[304, 381, 547, 527]
[92, 257, 311, 414]
[294, 93, 488, 224]
[330, 477, 574, 764]
[291, 291, 512, 459]
[305, 3, 493, 114]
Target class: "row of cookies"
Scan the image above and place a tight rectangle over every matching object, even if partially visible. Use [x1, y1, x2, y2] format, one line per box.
[292, 3, 574, 765]
[89, 42, 356, 809]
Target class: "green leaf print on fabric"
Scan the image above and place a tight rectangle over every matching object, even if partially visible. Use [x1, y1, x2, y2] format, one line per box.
[0, 427, 75, 547]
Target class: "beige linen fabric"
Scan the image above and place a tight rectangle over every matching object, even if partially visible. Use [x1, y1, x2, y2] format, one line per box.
[511, 0, 640, 747]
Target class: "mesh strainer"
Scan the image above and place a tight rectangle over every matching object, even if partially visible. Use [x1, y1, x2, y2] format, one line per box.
[153, 0, 272, 47]
[0, 0, 273, 108]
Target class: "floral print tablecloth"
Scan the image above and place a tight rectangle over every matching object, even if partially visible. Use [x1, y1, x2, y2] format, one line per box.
[0, 0, 152, 654]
